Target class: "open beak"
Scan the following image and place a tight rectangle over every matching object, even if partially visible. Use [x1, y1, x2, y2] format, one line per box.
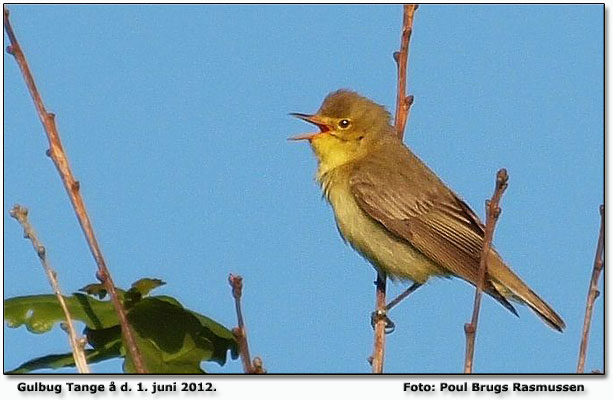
[288, 113, 331, 141]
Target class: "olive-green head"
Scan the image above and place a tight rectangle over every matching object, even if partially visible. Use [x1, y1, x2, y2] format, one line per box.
[289, 90, 393, 171]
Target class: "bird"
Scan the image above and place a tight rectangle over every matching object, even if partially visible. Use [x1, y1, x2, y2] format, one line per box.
[289, 89, 565, 331]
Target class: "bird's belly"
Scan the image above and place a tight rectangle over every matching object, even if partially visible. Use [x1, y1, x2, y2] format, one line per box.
[327, 185, 442, 283]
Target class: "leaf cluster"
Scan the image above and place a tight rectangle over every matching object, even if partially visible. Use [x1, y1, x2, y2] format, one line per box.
[5, 278, 238, 373]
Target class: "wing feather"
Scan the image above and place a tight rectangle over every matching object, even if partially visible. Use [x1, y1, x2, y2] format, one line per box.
[349, 145, 517, 314]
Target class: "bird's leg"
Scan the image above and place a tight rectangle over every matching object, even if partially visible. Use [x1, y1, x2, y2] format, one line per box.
[370, 282, 422, 334]
[386, 282, 422, 312]
[371, 273, 394, 334]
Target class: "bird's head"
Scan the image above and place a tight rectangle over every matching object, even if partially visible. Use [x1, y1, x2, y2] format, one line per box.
[289, 90, 393, 170]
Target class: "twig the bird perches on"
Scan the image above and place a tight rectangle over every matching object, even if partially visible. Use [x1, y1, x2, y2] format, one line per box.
[229, 274, 266, 374]
[3, 7, 146, 373]
[577, 204, 604, 373]
[10, 205, 90, 373]
[370, 273, 387, 373]
[394, 4, 418, 139]
[463, 169, 509, 374]
[371, 3, 419, 375]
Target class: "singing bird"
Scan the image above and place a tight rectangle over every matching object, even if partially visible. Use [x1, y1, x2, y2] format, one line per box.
[290, 90, 565, 331]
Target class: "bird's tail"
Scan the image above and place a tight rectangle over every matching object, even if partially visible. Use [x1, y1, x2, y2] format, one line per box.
[487, 251, 566, 332]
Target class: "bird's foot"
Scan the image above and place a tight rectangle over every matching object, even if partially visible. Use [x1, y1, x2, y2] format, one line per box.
[370, 309, 396, 334]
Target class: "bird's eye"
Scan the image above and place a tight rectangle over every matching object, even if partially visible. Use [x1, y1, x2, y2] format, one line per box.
[338, 119, 351, 129]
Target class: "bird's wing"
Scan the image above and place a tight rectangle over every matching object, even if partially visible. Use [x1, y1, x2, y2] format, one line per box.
[349, 147, 516, 313]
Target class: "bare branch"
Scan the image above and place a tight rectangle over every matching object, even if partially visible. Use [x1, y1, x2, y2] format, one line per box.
[252, 356, 266, 374]
[577, 204, 604, 373]
[463, 168, 509, 373]
[229, 274, 266, 374]
[394, 4, 418, 139]
[3, 7, 146, 373]
[370, 3, 420, 374]
[370, 272, 387, 373]
[10, 205, 90, 373]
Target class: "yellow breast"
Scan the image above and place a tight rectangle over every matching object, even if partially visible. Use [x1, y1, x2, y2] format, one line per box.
[317, 166, 443, 283]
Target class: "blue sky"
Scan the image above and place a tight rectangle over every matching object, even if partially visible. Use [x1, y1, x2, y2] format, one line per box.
[3, 4, 603, 374]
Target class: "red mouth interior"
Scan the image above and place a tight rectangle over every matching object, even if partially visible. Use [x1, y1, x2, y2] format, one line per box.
[313, 122, 330, 133]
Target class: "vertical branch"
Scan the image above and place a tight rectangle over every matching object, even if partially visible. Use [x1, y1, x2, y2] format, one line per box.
[229, 274, 252, 373]
[370, 3, 419, 374]
[577, 205, 605, 373]
[371, 273, 387, 373]
[4, 7, 146, 373]
[229, 274, 266, 374]
[10, 205, 90, 373]
[463, 169, 509, 374]
[394, 4, 418, 139]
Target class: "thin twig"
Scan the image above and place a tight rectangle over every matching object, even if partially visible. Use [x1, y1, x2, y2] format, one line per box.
[370, 272, 387, 373]
[4, 7, 146, 373]
[370, 3, 419, 374]
[229, 274, 266, 374]
[394, 4, 418, 139]
[577, 204, 604, 373]
[463, 168, 509, 374]
[10, 205, 90, 373]
[252, 356, 266, 374]
[229, 274, 251, 373]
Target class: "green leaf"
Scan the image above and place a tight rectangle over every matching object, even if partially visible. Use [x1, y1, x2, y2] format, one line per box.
[153, 296, 238, 363]
[8, 352, 81, 374]
[128, 298, 207, 352]
[79, 283, 127, 300]
[124, 297, 236, 372]
[79, 283, 108, 299]
[86, 325, 122, 349]
[7, 338, 122, 373]
[185, 310, 239, 363]
[123, 278, 167, 309]
[124, 333, 209, 373]
[5, 287, 238, 373]
[130, 278, 166, 297]
[4, 293, 119, 333]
